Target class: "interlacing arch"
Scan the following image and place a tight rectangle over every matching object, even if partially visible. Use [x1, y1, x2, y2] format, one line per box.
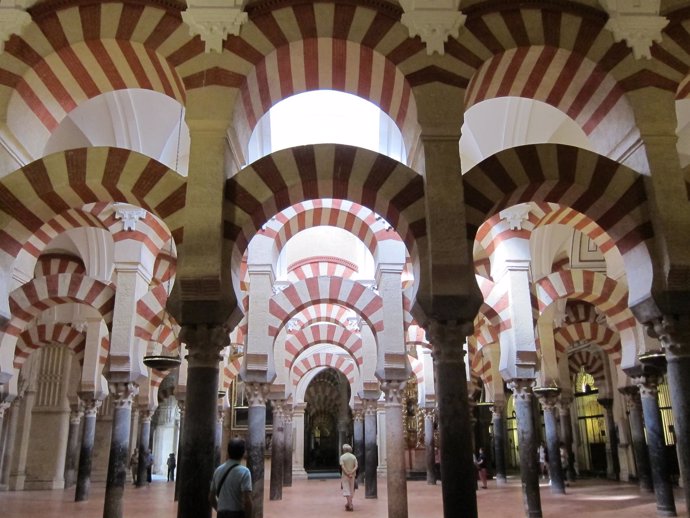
[554, 321, 622, 366]
[288, 303, 354, 331]
[284, 324, 363, 370]
[291, 351, 357, 388]
[15, 322, 86, 370]
[135, 284, 180, 354]
[569, 349, 606, 387]
[34, 253, 86, 278]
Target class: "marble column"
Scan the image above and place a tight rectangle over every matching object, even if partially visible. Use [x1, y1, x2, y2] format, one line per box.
[363, 398, 378, 499]
[620, 386, 654, 492]
[535, 389, 565, 494]
[174, 400, 185, 502]
[428, 321, 477, 518]
[75, 397, 101, 502]
[509, 379, 542, 518]
[636, 374, 676, 516]
[0, 402, 10, 486]
[1, 399, 20, 488]
[491, 403, 507, 484]
[353, 406, 365, 484]
[177, 325, 227, 518]
[283, 405, 293, 487]
[246, 382, 269, 518]
[63, 406, 83, 488]
[269, 399, 286, 501]
[136, 409, 152, 487]
[653, 316, 690, 510]
[103, 382, 138, 518]
[381, 381, 408, 518]
[558, 397, 576, 482]
[215, 406, 224, 468]
[598, 398, 620, 481]
[422, 407, 436, 485]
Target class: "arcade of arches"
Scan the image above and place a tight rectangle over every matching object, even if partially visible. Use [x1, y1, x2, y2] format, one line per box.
[0, 1, 690, 518]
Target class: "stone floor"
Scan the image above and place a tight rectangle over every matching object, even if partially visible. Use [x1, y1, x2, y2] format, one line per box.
[0, 476, 687, 517]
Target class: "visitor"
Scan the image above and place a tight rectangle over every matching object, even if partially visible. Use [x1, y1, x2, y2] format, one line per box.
[129, 448, 138, 485]
[209, 438, 253, 518]
[339, 444, 358, 512]
[167, 453, 176, 482]
[538, 442, 548, 480]
[476, 447, 488, 489]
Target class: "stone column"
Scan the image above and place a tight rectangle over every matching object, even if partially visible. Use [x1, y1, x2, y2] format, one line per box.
[1, 399, 20, 488]
[215, 406, 224, 468]
[103, 382, 138, 518]
[353, 406, 365, 484]
[246, 382, 269, 518]
[136, 409, 153, 487]
[422, 407, 436, 485]
[174, 400, 185, 502]
[636, 374, 676, 516]
[269, 399, 286, 501]
[428, 321, 477, 518]
[620, 386, 653, 492]
[381, 381, 408, 518]
[292, 403, 307, 478]
[283, 405, 293, 487]
[75, 397, 101, 501]
[598, 398, 620, 481]
[177, 325, 227, 518]
[535, 389, 565, 494]
[63, 406, 83, 488]
[652, 316, 690, 509]
[509, 379, 542, 518]
[491, 403, 507, 484]
[0, 402, 10, 487]
[558, 397, 576, 482]
[363, 398, 378, 499]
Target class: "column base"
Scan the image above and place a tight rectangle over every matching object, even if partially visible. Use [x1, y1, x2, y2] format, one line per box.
[291, 467, 308, 480]
[656, 508, 677, 517]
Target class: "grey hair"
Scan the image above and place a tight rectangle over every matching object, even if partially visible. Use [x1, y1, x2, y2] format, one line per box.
[342, 444, 353, 452]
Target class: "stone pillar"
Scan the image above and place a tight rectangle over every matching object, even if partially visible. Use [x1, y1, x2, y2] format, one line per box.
[75, 397, 101, 502]
[598, 398, 620, 481]
[292, 403, 307, 479]
[63, 406, 83, 488]
[558, 397, 576, 482]
[177, 325, 227, 518]
[0, 402, 10, 487]
[652, 316, 690, 509]
[620, 386, 653, 492]
[136, 409, 153, 487]
[376, 402, 387, 473]
[363, 398, 378, 499]
[491, 403, 507, 484]
[215, 406, 224, 468]
[269, 399, 286, 501]
[422, 407, 436, 485]
[509, 379, 542, 518]
[283, 405, 293, 487]
[103, 383, 138, 518]
[381, 381, 408, 518]
[1, 399, 20, 488]
[535, 389, 565, 494]
[428, 321, 477, 518]
[636, 374, 676, 516]
[246, 382, 269, 518]
[174, 400, 185, 502]
[353, 406, 365, 484]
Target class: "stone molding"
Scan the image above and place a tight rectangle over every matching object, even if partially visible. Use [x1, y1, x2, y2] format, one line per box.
[399, 0, 466, 55]
[245, 382, 269, 406]
[600, 0, 668, 60]
[649, 315, 690, 359]
[633, 374, 661, 399]
[381, 380, 405, 405]
[108, 382, 139, 409]
[507, 378, 535, 401]
[182, 0, 248, 53]
[114, 206, 147, 232]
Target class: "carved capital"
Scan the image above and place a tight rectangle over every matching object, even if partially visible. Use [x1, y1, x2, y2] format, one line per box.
[601, 0, 668, 60]
[399, 0, 465, 55]
[649, 315, 690, 360]
[507, 378, 535, 401]
[271, 398, 287, 419]
[139, 408, 153, 423]
[245, 382, 269, 407]
[69, 408, 83, 424]
[181, 324, 230, 366]
[557, 395, 572, 416]
[421, 406, 436, 421]
[109, 382, 139, 409]
[0, 7, 32, 54]
[283, 405, 293, 425]
[182, 0, 248, 53]
[619, 386, 642, 412]
[633, 374, 661, 399]
[114, 206, 147, 231]
[80, 397, 103, 417]
[428, 319, 471, 364]
[353, 408, 364, 423]
[490, 401, 504, 419]
[381, 380, 406, 406]
[362, 398, 378, 416]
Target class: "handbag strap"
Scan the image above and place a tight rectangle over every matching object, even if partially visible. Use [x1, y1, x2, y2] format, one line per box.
[216, 462, 240, 497]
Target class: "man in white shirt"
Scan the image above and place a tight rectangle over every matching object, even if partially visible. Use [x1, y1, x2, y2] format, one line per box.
[339, 444, 358, 512]
[209, 438, 253, 518]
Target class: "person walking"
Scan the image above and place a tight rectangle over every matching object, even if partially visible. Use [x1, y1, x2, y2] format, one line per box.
[129, 449, 139, 485]
[339, 444, 358, 512]
[209, 438, 253, 518]
[476, 447, 488, 489]
[167, 453, 176, 482]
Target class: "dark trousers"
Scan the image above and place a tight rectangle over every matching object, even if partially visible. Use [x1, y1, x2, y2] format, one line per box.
[217, 511, 245, 518]
[168, 468, 175, 481]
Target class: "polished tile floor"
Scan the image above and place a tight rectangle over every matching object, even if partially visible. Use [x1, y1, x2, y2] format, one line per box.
[0, 476, 686, 517]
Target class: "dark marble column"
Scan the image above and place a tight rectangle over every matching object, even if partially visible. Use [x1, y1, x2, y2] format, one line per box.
[598, 398, 620, 481]
[535, 389, 565, 494]
[1, 399, 20, 487]
[620, 386, 653, 492]
[557, 397, 576, 482]
[363, 398, 378, 499]
[491, 403, 507, 484]
[215, 406, 224, 468]
[174, 400, 185, 502]
[423, 407, 436, 485]
[428, 321, 477, 518]
[636, 374, 676, 517]
[509, 379, 542, 518]
[381, 381, 409, 518]
[63, 406, 83, 488]
[283, 405, 293, 487]
[269, 399, 286, 501]
[353, 405, 365, 485]
[75, 397, 101, 502]
[103, 382, 138, 518]
[177, 325, 227, 518]
[136, 409, 153, 487]
[246, 382, 269, 518]
[652, 316, 690, 510]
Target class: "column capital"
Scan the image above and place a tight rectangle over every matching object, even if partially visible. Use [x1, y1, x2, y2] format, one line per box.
[648, 314, 690, 360]
[490, 402, 504, 419]
[283, 405, 294, 425]
[79, 396, 103, 417]
[138, 408, 154, 422]
[632, 374, 661, 399]
[534, 387, 562, 410]
[619, 385, 642, 411]
[353, 407, 364, 422]
[507, 378, 535, 401]
[245, 382, 269, 407]
[362, 398, 379, 416]
[109, 382, 139, 409]
[420, 406, 436, 420]
[69, 408, 84, 424]
[271, 398, 287, 418]
[427, 319, 473, 347]
[381, 380, 406, 405]
[180, 323, 230, 367]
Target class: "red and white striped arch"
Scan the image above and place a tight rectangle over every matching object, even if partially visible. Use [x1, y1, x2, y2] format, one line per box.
[536, 270, 636, 333]
[286, 257, 358, 283]
[222, 356, 244, 390]
[287, 303, 354, 331]
[33, 253, 85, 278]
[151, 251, 176, 287]
[14, 322, 86, 370]
[569, 349, 606, 386]
[135, 284, 180, 356]
[268, 277, 384, 337]
[5, 273, 115, 338]
[225, 144, 425, 257]
[565, 300, 598, 325]
[554, 322, 621, 366]
[0, 148, 187, 264]
[291, 351, 357, 388]
[284, 324, 363, 370]
[409, 353, 424, 385]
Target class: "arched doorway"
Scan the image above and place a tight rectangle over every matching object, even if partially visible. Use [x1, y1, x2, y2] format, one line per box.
[304, 368, 352, 473]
